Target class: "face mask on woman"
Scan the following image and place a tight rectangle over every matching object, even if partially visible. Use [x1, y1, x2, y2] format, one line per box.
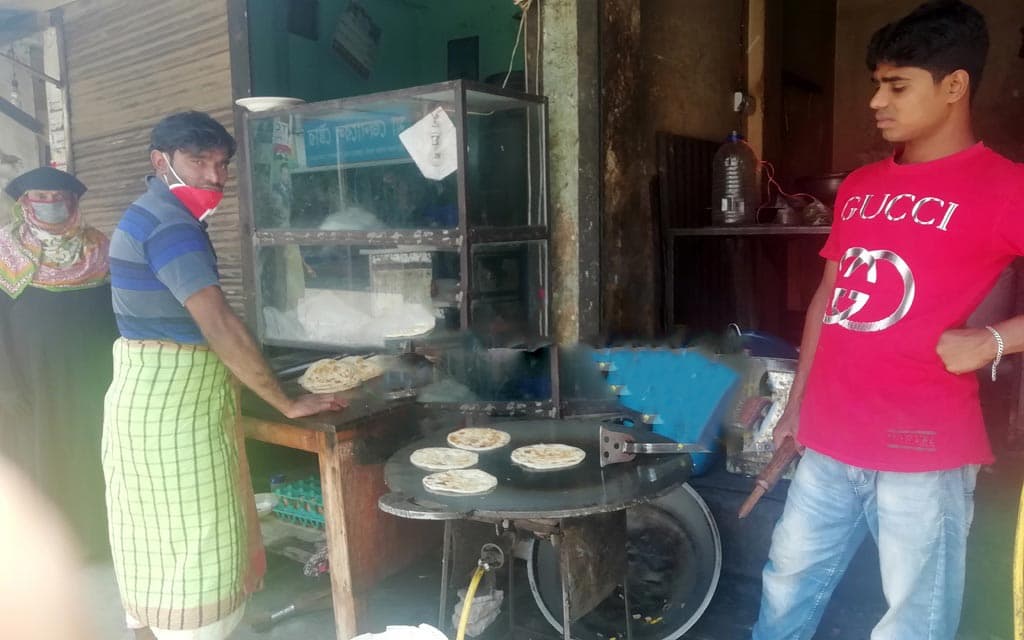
[25, 199, 72, 225]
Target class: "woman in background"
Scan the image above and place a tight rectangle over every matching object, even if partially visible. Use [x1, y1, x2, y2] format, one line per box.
[0, 166, 117, 559]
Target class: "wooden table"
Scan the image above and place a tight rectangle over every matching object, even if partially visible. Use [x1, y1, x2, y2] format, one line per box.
[241, 393, 430, 640]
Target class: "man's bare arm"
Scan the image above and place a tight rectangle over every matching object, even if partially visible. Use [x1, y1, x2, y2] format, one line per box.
[772, 260, 838, 448]
[938, 315, 1024, 375]
[184, 285, 341, 418]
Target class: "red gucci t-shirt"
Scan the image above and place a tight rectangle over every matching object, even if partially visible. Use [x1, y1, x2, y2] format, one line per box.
[799, 143, 1024, 471]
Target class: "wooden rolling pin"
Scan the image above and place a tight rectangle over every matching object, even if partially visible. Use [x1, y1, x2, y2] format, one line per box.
[737, 435, 799, 519]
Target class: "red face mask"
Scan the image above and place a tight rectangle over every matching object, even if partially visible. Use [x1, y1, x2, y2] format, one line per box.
[163, 153, 224, 222]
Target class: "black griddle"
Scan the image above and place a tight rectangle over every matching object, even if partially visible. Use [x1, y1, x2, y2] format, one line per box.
[380, 418, 694, 520]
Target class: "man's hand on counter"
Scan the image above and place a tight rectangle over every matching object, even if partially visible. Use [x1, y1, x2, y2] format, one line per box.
[283, 393, 347, 419]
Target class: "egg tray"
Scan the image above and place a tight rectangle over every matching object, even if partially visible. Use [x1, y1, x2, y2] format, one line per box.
[271, 477, 325, 529]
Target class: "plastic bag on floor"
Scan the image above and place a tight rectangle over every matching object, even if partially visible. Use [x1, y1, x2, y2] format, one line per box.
[349, 623, 448, 640]
[450, 588, 504, 638]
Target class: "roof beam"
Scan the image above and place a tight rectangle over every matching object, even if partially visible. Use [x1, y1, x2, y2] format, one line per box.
[0, 95, 43, 134]
[0, 48, 61, 87]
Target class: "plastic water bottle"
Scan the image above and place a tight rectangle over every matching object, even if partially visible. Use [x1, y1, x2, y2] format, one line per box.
[712, 131, 760, 225]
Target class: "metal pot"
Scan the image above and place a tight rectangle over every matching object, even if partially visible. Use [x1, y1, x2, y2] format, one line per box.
[795, 172, 849, 208]
[775, 207, 801, 225]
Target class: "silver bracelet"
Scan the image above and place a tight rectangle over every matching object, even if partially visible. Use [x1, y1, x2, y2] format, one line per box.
[985, 325, 1004, 382]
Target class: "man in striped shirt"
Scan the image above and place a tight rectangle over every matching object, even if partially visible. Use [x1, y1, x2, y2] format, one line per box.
[104, 111, 342, 640]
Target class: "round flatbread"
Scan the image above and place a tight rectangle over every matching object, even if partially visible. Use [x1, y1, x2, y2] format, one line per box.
[298, 358, 361, 393]
[340, 355, 385, 382]
[422, 469, 498, 496]
[409, 447, 479, 472]
[511, 443, 586, 471]
[446, 427, 512, 452]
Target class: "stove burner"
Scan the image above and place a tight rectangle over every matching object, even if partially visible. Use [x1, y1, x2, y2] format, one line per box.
[528, 484, 721, 640]
[586, 505, 695, 631]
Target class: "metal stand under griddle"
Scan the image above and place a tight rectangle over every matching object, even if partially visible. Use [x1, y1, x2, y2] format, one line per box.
[378, 418, 694, 639]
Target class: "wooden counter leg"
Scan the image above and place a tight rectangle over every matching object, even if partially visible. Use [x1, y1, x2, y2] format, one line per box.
[317, 432, 358, 640]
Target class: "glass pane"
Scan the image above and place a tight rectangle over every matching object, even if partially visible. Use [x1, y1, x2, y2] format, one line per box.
[466, 91, 545, 227]
[258, 244, 460, 347]
[469, 241, 547, 340]
[420, 344, 553, 403]
[248, 91, 460, 231]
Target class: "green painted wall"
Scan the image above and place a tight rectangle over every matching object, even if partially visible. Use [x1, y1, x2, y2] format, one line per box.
[416, 0, 526, 85]
[249, 0, 525, 102]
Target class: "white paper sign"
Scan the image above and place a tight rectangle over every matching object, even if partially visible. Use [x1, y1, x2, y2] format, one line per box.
[399, 107, 458, 181]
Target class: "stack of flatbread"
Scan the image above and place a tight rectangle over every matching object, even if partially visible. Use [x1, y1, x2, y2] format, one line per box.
[409, 447, 479, 472]
[297, 356, 386, 393]
[349, 355, 384, 381]
[446, 428, 511, 452]
[422, 469, 498, 496]
[511, 444, 586, 471]
[298, 358, 360, 392]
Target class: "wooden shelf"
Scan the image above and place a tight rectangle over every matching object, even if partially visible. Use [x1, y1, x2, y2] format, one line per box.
[670, 225, 831, 237]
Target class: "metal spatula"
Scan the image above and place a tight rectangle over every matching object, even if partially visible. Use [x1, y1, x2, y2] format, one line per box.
[599, 426, 710, 467]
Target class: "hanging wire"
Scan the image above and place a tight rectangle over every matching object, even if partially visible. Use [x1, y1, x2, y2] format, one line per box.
[523, 6, 529, 91]
[738, 137, 819, 223]
[503, 0, 532, 89]
[499, 1, 545, 228]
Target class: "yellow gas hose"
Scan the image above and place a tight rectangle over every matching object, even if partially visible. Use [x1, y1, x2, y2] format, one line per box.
[1014, 483, 1024, 639]
[456, 565, 487, 640]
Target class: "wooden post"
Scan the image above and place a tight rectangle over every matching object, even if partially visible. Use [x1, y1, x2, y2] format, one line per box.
[317, 432, 359, 640]
[745, 0, 766, 160]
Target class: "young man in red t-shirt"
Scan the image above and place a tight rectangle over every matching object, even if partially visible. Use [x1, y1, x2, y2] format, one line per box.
[753, 2, 1024, 638]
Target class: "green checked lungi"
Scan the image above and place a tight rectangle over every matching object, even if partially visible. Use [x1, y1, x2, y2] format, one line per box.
[102, 338, 246, 632]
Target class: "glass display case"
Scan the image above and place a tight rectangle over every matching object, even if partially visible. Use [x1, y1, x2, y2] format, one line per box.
[239, 81, 549, 350]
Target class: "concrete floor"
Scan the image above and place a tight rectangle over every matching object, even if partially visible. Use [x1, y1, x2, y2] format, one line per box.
[82, 457, 1023, 640]
[83, 559, 338, 640]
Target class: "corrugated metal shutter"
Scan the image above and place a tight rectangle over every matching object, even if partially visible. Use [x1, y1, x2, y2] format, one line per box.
[62, 0, 245, 314]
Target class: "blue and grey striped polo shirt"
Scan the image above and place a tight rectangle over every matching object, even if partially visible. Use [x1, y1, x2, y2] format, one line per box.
[109, 177, 220, 344]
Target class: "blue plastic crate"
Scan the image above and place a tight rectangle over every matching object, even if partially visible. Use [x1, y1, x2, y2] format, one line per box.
[271, 476, 325, 529]
[592, 347, 739, 475]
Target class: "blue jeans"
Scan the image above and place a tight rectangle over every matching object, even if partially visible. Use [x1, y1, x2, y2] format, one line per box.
[752, 449, 979, 640]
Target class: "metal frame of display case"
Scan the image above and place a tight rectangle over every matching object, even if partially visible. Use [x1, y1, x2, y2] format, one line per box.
[235, 81, 554, 409]
[236, 80, 550, 350]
